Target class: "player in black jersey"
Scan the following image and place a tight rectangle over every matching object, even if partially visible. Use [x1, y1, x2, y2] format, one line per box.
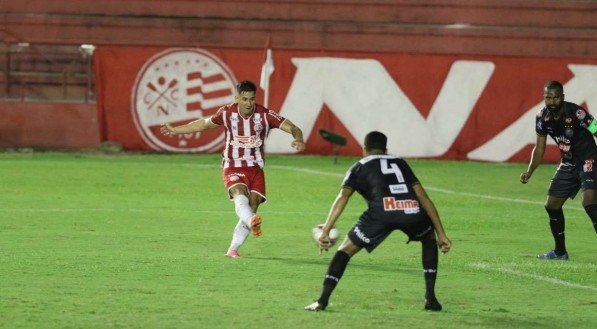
[520, 81, 597, 260]
[304, 131, 451, 312]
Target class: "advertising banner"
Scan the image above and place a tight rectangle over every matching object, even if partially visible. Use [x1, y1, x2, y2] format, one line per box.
[95, 46, 597, 162]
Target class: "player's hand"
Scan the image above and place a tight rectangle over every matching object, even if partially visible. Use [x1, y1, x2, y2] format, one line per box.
[160, 124, 175, 137]
[437, 234, 451, 254]
[291, 139, 306, 152]
[520, 172, 531, 184]
[318, 232, 333, 255]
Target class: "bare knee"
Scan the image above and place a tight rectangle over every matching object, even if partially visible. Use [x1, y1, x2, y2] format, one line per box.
[229, 185, 249, 199]
[249, 193, 264, 212]
[338, 237, 362, 257]
[582, 189, 597, 207]
[545, 204, 561, 211]
[545, 196, 566, 210]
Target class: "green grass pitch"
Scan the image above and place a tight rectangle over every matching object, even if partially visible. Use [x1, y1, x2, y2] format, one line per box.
[0, 153, 595, 328]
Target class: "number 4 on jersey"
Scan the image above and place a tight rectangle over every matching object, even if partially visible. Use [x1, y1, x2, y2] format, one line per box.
[380, 159, 408, 194]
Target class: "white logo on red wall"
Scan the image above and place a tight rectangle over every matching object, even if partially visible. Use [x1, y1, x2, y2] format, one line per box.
[132, 48, 237, 152]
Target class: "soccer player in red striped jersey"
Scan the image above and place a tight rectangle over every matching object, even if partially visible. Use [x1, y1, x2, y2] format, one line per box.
[160, 80, 305, 258]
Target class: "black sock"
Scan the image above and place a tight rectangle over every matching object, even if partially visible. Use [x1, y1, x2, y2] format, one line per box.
[583, 204, 597, 234]
[545, 207, 566, 255]
[421, 238, 438, 300]
[318, 250, 351, 306]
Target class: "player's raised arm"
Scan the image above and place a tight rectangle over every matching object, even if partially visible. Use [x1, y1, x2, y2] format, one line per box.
[413, 184, 451, 253]
[521, 134, 547, 184]
[279, 119, 305, 151]
[160, 117, 219, 137]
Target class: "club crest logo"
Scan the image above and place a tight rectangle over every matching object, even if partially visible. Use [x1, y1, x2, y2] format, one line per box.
[132, 48, 237, 152]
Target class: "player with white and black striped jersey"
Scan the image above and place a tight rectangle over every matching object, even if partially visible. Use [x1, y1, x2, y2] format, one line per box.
[161, 80, 305, 258]
[305, 131, 451, 312]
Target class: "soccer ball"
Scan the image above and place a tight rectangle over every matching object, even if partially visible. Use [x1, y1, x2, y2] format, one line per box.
[311, 224, 340, 248]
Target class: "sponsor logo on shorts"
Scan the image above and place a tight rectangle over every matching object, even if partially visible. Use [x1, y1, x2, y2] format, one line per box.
[228, 172, 246, 180]
[353, 226, 371, 244]
[383, 197, 420, 214]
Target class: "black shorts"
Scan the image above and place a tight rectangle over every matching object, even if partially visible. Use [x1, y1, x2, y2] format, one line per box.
[548, 161, 597, 199]
[347, 214, 434, 253]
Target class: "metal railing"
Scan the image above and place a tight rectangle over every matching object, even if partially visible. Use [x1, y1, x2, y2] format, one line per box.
[0, 42, 95, 103]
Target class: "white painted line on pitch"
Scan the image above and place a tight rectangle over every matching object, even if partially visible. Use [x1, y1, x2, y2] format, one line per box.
[114, 162, 582, 211]
[0, 163, 583, 213]
[12, 159, 562, 209]
[269, 165, 585, 212]
[497, 261, 597, 270]
[181, 163, 221, 169]
[470, 262, 597, 291]
[269, 165, 347, 178]
[0, 207, 359, 216]
[0, 208, 232, 213]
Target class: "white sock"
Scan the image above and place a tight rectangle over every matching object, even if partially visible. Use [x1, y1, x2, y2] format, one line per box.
[233, 195, 254, 227]
[228, 219, 250, 252]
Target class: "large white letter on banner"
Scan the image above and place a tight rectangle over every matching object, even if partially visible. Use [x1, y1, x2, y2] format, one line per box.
[468, 65, 597, 162]
[265, 58, 494, 156]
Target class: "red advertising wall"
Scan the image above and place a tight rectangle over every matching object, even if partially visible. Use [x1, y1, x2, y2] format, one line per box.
[0, 101, 100, 149]
[95, 46, 597, 162]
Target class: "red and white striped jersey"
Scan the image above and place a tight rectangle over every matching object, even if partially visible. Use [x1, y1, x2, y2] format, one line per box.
[210, 103, 286, 168]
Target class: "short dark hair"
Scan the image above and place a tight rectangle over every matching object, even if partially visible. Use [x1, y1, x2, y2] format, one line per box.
[364, 131, 387, 151]
[236, 80, 257, 94]
[544, 81, 563, 95]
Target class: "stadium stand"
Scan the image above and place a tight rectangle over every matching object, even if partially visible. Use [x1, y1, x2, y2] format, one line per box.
[0, 0, 595, 150]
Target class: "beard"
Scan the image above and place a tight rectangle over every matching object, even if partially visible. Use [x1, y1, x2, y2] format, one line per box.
[547, 105, 561, 114]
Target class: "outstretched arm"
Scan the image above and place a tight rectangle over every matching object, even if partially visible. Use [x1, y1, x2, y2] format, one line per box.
[319, 187, 354, 247]
[520, 134, 547, 183]
[160, 117, 219, 136]
[413, 184, 451, 253]
[279, 119, 305, 151]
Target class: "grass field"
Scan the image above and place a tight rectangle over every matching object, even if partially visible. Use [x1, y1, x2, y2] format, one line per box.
[0, 153, 595, 329]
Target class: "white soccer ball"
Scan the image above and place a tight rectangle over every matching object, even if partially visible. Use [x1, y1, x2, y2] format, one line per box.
[311, 224, 340, 248]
